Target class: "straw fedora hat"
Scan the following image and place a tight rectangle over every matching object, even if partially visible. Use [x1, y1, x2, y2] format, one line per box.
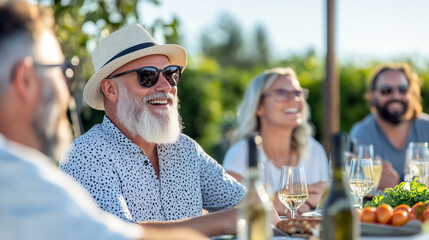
[83, 24, 187, 110]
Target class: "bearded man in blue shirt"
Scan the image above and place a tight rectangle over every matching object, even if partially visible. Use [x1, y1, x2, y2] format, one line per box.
[350, 63, 429, 190]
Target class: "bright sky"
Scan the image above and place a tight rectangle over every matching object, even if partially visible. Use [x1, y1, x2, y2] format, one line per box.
[139, 0, 429, 62]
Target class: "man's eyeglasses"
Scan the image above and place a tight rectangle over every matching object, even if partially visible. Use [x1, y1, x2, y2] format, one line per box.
[377, 85, 409, 96]
[263, 88, 308, 102]
[34, 56, 79, 91]
[107, 65, 183, 88]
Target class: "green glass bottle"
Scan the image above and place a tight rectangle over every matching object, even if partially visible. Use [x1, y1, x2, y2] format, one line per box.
[237, 135, 272, 240]
[322, 133, 359, 240]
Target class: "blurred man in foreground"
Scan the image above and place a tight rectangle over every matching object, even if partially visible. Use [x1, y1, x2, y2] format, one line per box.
[350, 63, 429, 189]
[0, 1, 208, 239]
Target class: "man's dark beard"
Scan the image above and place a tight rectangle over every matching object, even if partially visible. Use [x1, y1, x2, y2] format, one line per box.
[375, 99, 408, 125]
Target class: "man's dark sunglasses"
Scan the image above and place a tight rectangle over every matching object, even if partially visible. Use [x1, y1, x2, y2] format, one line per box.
[377, 85, 409, 95]
[107, 65, 183, 88]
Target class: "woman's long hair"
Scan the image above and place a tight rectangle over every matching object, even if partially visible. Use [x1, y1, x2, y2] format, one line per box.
[232, 67, 313, 157]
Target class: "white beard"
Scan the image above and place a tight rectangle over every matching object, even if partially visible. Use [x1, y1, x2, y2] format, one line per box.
[116, 84, 182, 144]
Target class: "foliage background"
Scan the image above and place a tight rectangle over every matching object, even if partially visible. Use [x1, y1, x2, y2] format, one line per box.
[46, 0, 429, 162]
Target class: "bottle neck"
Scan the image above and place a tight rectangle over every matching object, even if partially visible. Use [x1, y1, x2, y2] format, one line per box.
[330, 133, 348, 190]
[332, 167, 346, 188]
[331, 153, 348, 190]
[247, 167, 271, 202]
[247, 167, 260, 190]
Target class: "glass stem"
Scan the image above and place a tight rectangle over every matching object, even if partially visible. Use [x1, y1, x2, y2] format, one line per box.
[291, 210, 296, 219]
[359, 197, 364, 209]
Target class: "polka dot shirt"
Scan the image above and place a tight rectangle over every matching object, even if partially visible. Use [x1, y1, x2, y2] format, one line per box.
[59, 116, 246, 223]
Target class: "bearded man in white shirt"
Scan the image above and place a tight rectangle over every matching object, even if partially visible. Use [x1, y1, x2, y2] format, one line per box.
[0, 1, 240, 239]
[59, 24, 248, 226]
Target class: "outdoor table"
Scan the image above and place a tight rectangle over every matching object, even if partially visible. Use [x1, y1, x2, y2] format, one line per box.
[209, 221, 429, 240]
[211, 233, 429, 240]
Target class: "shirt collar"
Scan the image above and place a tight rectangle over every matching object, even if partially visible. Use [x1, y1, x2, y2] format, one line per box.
[101, 115, 143, 154]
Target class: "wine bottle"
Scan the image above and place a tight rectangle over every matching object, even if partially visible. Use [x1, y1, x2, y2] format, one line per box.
[322, 133, 359, 240]
[237, 135, 272, 240]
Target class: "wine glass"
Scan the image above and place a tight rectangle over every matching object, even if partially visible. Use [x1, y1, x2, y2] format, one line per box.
[278, 166, 308, 219]
[358, 144, 374, 160]
[357, 144, 381, 195]
[343, 137, 358, 176]
[370, 158, 383, 194]
[348, 158, 375, 209]
[407, 142, 429, 186]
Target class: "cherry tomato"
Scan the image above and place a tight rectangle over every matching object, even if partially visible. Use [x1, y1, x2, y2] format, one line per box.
[391, 210, 408, 226]
[394, 204, 411, 214]
[376, 204, 393, 224]
[422, 209, 429, 223]
[360, 207, 377, 223]
[408, 212, 418, 223]
[411, 202, 426, 214]
[411, 202, 427, 221]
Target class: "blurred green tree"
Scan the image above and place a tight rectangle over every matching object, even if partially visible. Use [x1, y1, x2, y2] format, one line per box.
[253, 23, 271, 66]
[42, 0, 182, 136]
[200, 13, 244, 68]
[200, 12, 272, 69]
[44, 1, 429, 163]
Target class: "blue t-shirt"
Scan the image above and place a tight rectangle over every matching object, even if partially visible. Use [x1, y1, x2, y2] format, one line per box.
[350, 113, 429, 180]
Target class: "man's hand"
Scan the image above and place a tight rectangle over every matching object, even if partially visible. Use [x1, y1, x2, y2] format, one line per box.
[378, 158, 400, 190]
[296, 181, 326, 215]
[271, 207, 281, 224]
[305, 181, 326, 209]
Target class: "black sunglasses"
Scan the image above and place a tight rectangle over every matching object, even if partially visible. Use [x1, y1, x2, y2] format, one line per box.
[377, 85, 409, 95]
[107, 65, 183, 88]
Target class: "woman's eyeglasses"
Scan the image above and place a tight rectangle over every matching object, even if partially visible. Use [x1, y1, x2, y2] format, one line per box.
[107, 65, 183, 88]
[377, 85, 409, 95]
[263, 88, 308, 102]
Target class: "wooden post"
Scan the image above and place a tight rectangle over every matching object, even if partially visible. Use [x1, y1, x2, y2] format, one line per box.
[323, 0, 339, 154]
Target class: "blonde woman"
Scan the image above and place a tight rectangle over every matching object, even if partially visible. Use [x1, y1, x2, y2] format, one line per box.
[223, 67, 329, 216]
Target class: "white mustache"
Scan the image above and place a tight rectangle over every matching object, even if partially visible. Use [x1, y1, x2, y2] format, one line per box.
[144, 92, 174, 102]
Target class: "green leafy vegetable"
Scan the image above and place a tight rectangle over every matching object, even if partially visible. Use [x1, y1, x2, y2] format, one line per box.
[365, 179, 429, 208]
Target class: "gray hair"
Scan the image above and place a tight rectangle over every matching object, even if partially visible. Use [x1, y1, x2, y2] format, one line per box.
[0, 1, 54, 96]
[0, 32, 33, 96]
[232, 67, 313, 157]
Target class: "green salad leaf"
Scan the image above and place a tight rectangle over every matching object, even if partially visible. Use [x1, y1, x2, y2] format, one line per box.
[365, 179, 429, 208]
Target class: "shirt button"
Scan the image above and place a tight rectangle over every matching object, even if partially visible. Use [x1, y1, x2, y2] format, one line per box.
[144, 160, 149, 166]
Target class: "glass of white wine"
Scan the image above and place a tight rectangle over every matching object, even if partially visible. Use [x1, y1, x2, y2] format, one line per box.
[348, 158, 375, 209]
[343, 138, 358, 177]
[358, 144, 374, 159]
[278, 166, 308, 219]
[408, 142, 429, 186]
[371, 158, 382, 194]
